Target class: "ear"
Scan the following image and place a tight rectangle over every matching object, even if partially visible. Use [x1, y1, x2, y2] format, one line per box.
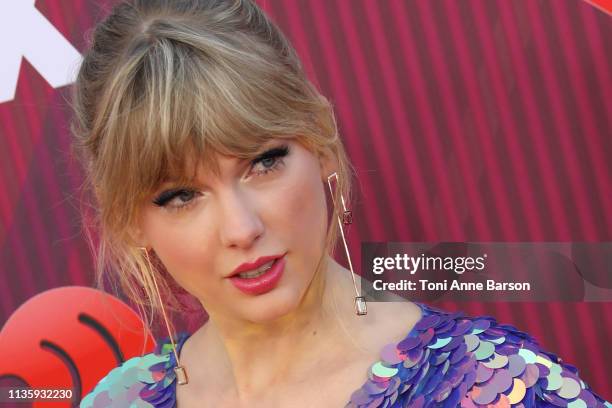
[318, 147, 338, 182]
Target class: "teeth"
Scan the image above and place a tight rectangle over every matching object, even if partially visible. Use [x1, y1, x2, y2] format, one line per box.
[238, 259, 275, 279]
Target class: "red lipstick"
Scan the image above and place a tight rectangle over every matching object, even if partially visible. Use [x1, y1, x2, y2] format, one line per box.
[228, 253, 287, 295]
[230, 253, 285, 277]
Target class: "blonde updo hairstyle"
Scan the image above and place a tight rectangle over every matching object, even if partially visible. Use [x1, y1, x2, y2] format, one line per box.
[70, 0, 354, 334]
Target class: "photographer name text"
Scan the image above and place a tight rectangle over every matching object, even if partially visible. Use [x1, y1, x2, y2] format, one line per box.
[373, 279, 531, 292]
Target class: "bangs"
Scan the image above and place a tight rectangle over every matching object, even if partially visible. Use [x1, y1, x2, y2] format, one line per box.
[72, 0, 351, 333]
[96, 32, 325, 221]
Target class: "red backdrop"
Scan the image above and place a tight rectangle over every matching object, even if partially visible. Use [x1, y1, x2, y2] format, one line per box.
[1, 0, 610, 398]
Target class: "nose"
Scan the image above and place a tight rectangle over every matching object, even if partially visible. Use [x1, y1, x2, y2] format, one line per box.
[217, 186, 264, 249]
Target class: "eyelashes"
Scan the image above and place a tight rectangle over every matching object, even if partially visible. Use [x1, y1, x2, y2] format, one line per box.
[152, 188, 197, 208]
[251, 145, 289, 174]
[152, 144, 290, 211]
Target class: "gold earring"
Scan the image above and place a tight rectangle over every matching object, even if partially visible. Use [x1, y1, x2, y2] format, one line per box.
[326, 172, 367, 316]
[139, 247, 189, 385]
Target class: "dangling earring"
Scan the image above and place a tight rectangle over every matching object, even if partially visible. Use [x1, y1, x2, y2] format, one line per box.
[138, 247, 189, 385]
[326, 172, 367, 316]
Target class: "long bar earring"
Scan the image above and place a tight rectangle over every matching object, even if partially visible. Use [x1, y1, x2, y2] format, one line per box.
[139, 247, 189, 385]
[326, 172, 367, 316]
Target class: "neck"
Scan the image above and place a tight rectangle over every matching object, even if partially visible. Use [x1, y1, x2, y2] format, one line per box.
[190, 255, 367, 402]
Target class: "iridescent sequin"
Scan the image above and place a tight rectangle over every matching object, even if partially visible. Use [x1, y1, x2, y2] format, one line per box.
[80, 333, 188, 408]
[346, 303, 609, 407]
[80, 304, 610, 408]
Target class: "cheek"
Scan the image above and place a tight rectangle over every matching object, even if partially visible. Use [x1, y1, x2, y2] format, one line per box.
[143, 216, 216, 292]
[272, 165, 328, 259]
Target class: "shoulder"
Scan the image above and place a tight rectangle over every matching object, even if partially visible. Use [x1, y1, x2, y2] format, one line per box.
[80, 332, 190, 408]
[349, 303, 610, 407]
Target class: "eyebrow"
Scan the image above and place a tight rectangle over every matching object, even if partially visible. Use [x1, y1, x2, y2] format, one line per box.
[158, 154, 259, 184]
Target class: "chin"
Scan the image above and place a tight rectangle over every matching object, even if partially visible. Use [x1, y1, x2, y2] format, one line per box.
[241, 286, 302, 323]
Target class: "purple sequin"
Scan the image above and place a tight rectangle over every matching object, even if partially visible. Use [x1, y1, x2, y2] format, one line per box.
[80, 303, 610, 408]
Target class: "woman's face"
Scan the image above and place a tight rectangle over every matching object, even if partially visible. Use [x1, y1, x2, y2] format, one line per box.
[137, 139, 334, 322]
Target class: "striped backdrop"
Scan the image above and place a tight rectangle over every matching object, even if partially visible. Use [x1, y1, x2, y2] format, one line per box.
[0, 0, 610, 398]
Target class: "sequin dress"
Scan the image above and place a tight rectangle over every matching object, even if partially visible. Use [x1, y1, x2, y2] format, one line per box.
[80, 303, 610, 407]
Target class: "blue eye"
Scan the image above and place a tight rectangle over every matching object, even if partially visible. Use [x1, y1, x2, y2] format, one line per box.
[151, 144, 290, 211]
[249, 144, 290, 176]
[152, 188, 198, 209]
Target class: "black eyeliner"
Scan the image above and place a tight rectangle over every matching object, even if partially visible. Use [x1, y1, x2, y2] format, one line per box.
[152, 188, 190, 207]
[152, 144, 290, 207]
[252, 144, 289, 164]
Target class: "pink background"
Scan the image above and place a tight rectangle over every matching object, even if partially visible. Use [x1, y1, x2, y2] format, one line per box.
[1, 0, 610, 397]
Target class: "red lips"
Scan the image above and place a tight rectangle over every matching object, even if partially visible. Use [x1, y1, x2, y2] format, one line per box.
[230, 253, 286, 277]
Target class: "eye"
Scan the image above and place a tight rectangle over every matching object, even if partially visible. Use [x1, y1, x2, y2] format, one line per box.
[249, 144, 290, 177]
[152, 188, 200, 211]
[151, 144, 290, 211]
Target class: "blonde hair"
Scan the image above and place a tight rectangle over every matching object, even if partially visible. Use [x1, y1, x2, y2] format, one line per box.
[70, 0, 354, 334]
